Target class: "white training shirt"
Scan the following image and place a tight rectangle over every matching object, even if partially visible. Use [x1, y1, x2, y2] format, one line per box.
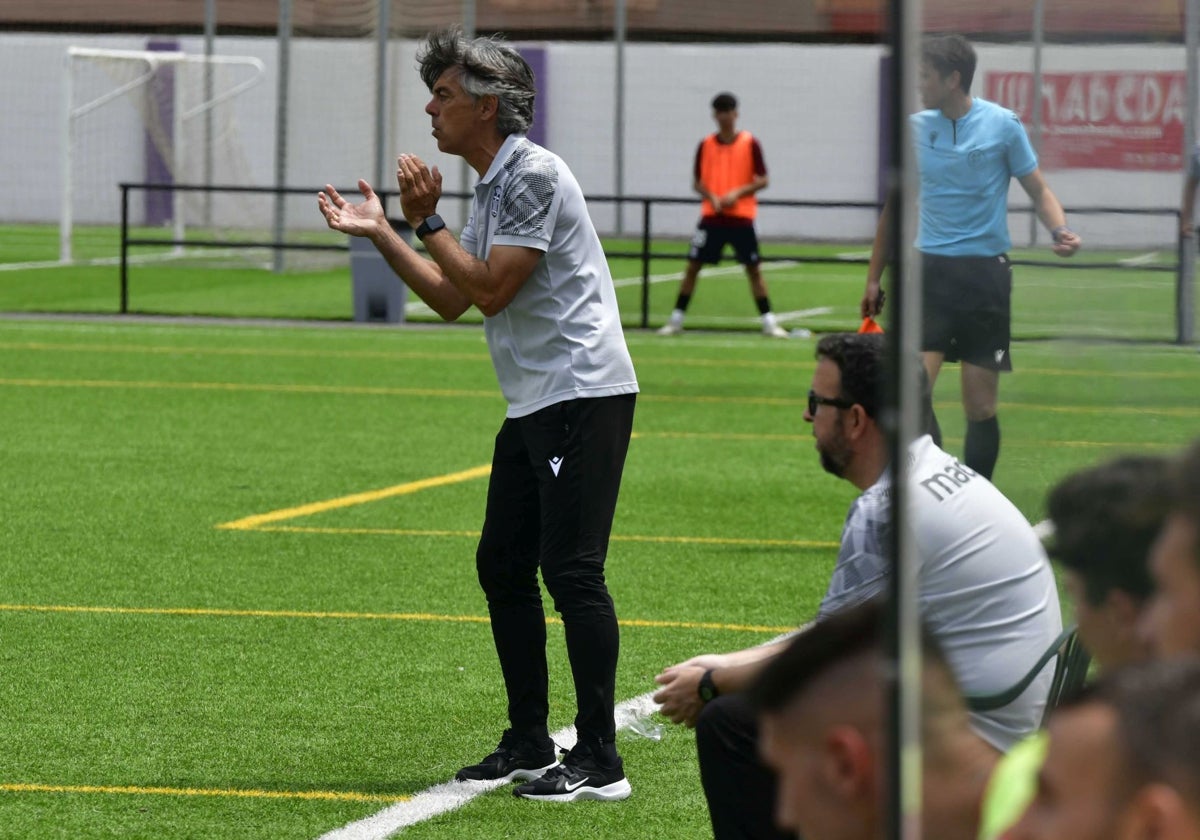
[460, 133, 639, 418]
[820, 434, 1063, 751]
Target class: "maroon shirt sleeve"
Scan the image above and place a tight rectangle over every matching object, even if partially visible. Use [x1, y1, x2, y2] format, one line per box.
[750, 135, 766, 177]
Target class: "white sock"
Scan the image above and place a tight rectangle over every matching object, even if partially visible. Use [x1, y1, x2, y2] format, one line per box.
[669, 309, 685, 325]
[762, 312, 778, 329]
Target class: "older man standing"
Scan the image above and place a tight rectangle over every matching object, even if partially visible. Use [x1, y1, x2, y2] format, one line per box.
[318, 27, 638, 802]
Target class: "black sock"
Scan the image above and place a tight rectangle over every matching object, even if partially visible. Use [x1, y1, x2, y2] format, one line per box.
[577, 735, 620, 766]
[674, 293, 692, 312]
[755, 296, 771, 315]
[965, 416, 1000, 480]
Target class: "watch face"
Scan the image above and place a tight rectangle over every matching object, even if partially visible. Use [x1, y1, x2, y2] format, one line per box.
[417, 215, 444, 240]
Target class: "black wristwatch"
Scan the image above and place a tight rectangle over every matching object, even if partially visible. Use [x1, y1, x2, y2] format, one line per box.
[698, 669, 720, 703]
[415, 214, 446, 241]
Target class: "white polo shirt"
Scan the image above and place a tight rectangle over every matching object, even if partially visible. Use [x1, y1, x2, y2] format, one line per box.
[460, 134, 639, 418]
[820, 435, 1063, 751]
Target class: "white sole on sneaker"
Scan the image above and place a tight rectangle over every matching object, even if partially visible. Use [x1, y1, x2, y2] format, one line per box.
[456, 759, 559, 785]
[503, 761, 560, 783]
[515, 777, 632, 802]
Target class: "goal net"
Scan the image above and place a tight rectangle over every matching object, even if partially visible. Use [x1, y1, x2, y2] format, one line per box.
[61, 46, 267, 263]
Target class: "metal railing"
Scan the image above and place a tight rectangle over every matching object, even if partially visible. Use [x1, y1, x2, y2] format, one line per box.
[118, 182, 1191, 342]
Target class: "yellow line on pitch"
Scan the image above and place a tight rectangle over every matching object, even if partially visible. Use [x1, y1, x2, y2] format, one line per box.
[7, 340, 1198, 378]
[242, 524, 837, 549]
[0, 602, 492, 624]
[3, 377, 1196, 416]
[0, 603, 793, 634]
[215, 465, 493, 530]
[0, 781, 407, 804]
[0, 341, 815, 370]
[0, 340, 490, 363]
[0, 377, 500, 401]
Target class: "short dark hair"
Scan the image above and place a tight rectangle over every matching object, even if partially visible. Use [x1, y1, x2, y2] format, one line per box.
[921, 34, 977, 95]
[1045, 455, 1169, 605]
[417, 27, 536, 136]
[751, 599, 953, 715]
[711, 92, 738, 112]
[1171, 439, 1200, 521]
[815, 332, 884, 420]
[814, 332, 935, 433]
[1055, 659, 1200, 807]
[1168, 439, 1200, 570]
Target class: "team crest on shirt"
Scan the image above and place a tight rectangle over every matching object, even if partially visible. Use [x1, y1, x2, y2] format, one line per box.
[491, 188, 502, 218]
[967, 148, 986, 168]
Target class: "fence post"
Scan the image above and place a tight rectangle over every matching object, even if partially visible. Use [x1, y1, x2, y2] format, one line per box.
[640, 198, 651, 329]
[1180, 225, 1196, 344]
[120, 183, 130, 314]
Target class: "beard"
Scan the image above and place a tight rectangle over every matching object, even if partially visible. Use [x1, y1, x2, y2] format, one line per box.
[816, 425, 852, 478]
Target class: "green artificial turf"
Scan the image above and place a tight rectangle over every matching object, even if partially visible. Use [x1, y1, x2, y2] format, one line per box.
[0, 278, 1195, 837]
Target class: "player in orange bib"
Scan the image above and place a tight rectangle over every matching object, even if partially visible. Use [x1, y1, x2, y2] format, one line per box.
[659, 92, 789, 338]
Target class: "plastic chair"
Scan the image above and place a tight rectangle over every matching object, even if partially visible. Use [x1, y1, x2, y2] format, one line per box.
[965, 624, 1091, 726]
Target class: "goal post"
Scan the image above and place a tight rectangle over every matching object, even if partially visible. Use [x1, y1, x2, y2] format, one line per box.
[60, 46, 266, 263]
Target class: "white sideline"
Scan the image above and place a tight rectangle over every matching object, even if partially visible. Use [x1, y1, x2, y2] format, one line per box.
[316, 692, 661, 840]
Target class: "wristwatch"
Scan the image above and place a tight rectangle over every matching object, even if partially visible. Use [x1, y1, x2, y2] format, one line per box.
[415, 214, 446, 241]
[697, 669, 720, 703]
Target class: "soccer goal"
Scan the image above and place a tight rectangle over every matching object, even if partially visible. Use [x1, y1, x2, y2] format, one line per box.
[60, 46, 267, 264]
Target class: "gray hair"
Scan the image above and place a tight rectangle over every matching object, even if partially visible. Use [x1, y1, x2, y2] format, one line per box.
[417, 27, 536, 136]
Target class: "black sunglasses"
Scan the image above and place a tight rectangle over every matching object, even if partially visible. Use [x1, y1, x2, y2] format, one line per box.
[807, 389, 856, 415]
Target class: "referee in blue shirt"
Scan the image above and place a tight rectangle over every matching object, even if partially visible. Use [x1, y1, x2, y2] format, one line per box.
[861, 34, 1081, 479]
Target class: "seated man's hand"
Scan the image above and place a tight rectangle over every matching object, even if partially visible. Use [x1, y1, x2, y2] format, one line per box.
[653, 661, 720, 728]
[653, 665, 704, 727]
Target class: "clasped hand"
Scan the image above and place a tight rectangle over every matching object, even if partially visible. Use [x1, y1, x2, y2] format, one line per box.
[316, 153, 444, 239]
[396, 153, 443, 229]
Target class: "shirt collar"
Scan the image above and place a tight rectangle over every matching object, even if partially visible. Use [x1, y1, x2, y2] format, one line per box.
[479, 133, 527, 186]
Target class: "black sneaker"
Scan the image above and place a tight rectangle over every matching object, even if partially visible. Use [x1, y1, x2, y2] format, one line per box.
[455, 730, 558, 783]
[512, 741, 632, 801]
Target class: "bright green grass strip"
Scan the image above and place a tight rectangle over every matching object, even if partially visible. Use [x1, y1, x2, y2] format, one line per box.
[3, 222, 1196, 341]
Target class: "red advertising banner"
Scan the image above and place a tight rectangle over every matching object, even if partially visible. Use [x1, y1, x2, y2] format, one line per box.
[984, 71, 1186, 171]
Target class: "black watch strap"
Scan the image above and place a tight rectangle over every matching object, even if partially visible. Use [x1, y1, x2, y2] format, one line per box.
[698, 669, 720, 703]
[415, 214, 445, 240]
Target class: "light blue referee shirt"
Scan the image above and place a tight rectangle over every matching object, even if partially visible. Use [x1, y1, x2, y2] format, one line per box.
[912, 98, 1038, 257]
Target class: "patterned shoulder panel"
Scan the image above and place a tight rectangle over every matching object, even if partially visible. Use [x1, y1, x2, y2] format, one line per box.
[498, 141, 559, 239]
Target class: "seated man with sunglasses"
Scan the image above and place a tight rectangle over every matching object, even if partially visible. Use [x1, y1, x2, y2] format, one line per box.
[653, 332, 1061, 840]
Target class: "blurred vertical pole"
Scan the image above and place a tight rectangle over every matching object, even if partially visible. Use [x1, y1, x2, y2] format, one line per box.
[1028, 0, 1045, 246]
[884, 0, 923, 838]
[60, 49, 73, 262]
[460, 0, 476, 207]
[374, 0, 390, 191]
[614, 0, 627, 235]
[203, 0, 215, 226]
[272, 0, 293, 273]
[1181, 0, 1197, 344]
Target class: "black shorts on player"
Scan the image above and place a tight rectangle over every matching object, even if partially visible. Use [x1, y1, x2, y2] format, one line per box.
[921, 251, 1014, 372]
[688, 221, 761, 266]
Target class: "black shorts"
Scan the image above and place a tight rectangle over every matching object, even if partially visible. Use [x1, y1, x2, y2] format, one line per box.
[687, 220, 761, 266]
[921, 252, 1013, 372]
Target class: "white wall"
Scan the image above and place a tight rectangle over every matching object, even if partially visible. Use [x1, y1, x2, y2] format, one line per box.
[3, 32, 1187, 246]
